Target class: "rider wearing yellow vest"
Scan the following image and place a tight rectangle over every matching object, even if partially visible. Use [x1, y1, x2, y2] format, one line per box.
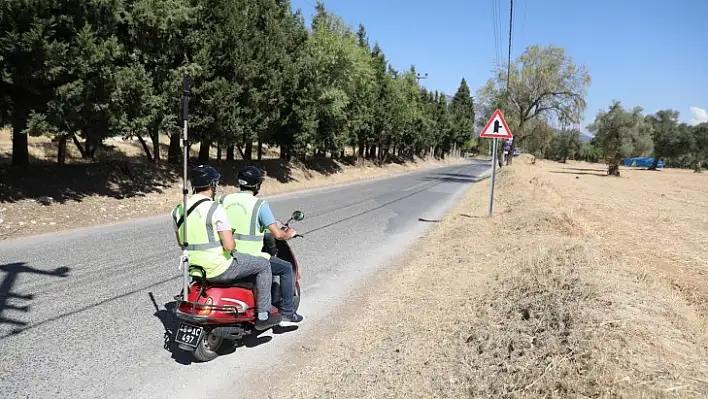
[219, 166, 303, 325]
[171, 164, 281, 331]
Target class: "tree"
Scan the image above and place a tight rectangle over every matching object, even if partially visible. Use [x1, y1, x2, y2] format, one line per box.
[305, 2, 367, 157]
[120, 0, 195, 164]
[0, 0, 72, 165]
[519, 119, 554, 158]
[586, 101, 653, 176]
[549, 129, 583, 162]
[22, 1, 129, 162]
[448, 78, 475, 156]
[688, 123, 708, 172]
[645, 109, 688, 170]
[578, 140, 603, 163]
[477, 44, 591, 166]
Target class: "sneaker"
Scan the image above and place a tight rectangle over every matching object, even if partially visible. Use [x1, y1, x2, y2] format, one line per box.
[280, 312, 303, 326]
[255, 313, 282, 331]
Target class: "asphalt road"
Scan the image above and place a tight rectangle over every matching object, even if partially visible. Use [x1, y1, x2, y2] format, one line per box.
[0, 160, 490, 399]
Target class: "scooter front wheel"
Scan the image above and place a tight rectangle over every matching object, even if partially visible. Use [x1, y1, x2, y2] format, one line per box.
[193, 328, 223, 362]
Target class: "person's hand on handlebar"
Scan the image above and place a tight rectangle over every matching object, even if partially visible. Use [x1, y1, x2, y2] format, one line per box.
[285, 227, 297, 240]
[282, 225, 297, 239]
[268, 222, 297, 240]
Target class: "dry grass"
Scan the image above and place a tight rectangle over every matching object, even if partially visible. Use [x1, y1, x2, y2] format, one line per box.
[255, 156, 708, 399]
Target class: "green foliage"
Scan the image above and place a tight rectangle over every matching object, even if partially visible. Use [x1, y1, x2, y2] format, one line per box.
[687, 123, 708, 171]
[586, 101, 653, 175]
[476, 44, 591, 165]
[548, 129, 583, 162]
[1, 0, 476, 165]
[522, 120, 601, 163]
[449, 78, 475, 149]
[644, 110, 686, 169]
[578, 141, 603, 163]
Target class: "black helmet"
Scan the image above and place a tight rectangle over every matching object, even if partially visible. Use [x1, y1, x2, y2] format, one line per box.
[237, 166, 264, 190]
[190, 165, 221, 191]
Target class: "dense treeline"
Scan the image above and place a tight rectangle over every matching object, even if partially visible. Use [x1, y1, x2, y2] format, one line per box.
[0, 0, 477, 167]
[518, 103, 708, 175]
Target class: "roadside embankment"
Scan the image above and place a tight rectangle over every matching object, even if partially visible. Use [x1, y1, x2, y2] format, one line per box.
[262, 156, 708, 398]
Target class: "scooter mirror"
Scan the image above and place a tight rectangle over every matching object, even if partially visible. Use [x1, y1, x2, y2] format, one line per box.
[292, 210, 305, 222]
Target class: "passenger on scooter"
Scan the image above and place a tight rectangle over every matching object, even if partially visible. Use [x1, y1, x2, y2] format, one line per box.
[171, 164, 282, 331]
[218, 166, 304, 325]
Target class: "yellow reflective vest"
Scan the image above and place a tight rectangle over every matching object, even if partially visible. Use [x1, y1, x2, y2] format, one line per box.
[219, 192, 271, 260]
[171, 194, 232, 278]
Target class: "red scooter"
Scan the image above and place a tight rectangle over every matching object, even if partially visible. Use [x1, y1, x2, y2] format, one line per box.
[173, 210, 304, 362]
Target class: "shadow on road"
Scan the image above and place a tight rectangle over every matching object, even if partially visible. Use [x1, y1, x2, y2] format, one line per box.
[420, 172, 487, 184]
[0, 262, 70, 331]
[0, 273, 182, 341]
[149, 293, 294, 365]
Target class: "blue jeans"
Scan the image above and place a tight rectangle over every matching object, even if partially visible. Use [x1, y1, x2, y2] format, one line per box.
[270, 256, 295, 315]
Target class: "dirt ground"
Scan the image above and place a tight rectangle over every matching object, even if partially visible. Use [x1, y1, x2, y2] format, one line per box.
[0, 130, 469, 240]
[256, 156, 708, 399]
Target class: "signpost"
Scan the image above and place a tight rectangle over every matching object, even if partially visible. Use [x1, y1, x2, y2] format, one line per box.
[479, 109, 513, 216]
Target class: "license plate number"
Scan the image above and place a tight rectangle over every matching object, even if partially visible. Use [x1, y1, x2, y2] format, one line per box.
[175, 323, 203, 347]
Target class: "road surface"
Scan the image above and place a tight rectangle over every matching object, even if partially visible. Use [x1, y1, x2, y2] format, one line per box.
[0, 160, 490, 398]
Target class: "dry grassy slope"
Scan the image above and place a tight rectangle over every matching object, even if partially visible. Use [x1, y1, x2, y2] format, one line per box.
[257, 156, 708, 399]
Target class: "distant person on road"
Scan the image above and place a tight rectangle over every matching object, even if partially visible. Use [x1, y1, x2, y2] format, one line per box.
[171, 164, 281, 331]
[218, 166, 304, 325]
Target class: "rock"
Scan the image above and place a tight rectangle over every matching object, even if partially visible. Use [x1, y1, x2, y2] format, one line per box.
[36, 196, 55, 206]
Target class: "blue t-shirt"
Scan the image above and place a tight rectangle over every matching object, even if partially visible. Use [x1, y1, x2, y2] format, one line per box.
[258, 201, 277, 232]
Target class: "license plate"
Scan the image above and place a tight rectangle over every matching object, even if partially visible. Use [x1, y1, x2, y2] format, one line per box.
[175, 323, 203, 347]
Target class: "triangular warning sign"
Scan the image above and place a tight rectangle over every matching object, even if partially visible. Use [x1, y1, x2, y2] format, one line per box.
[479, 109, 513, 139]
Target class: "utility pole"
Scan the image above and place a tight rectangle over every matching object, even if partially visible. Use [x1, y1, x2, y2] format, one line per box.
[487, 0, 514, 216]
[503, 0, 514, 166]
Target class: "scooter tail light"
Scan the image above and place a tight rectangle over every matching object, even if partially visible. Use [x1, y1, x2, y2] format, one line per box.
[196, 297, 214, 316]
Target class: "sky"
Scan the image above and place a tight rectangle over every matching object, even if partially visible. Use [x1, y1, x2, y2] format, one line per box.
[290, 0, 708, 135]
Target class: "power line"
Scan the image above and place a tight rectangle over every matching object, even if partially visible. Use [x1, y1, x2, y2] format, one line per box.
[519, 0, 529, 44]
[506, 0, 514, 95]
[490, 0, 501, 67]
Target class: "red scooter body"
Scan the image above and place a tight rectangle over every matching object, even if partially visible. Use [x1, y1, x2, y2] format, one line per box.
[173, 213, 303, 362]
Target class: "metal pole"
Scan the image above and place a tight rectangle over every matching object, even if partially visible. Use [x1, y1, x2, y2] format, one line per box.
[488, 138, 497, 216]
[181, 75, 190, 298]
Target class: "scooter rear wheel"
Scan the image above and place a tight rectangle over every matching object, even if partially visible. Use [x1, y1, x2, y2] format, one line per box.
[193, 328, 223, 362]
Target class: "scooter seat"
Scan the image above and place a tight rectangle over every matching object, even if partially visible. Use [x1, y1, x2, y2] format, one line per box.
[204, 275, 256, 290]
[189, 265, 256, 290]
